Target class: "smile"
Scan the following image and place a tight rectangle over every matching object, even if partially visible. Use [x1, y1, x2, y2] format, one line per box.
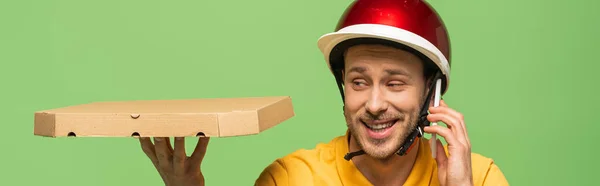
[361, 119, 398, 137]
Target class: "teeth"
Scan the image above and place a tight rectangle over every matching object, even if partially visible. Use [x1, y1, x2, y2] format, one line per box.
[366, 122, 394, 131]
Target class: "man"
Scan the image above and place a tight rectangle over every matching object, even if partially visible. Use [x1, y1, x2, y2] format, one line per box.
[139, 0, 509, 185]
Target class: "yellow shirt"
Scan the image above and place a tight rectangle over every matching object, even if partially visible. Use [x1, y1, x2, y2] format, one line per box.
[255, 132, 508, 186]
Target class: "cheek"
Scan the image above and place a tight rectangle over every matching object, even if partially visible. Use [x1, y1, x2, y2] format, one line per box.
[385, 89, 423, 110]
[343, 92, 368, 122]
[344, 90, 368, 113]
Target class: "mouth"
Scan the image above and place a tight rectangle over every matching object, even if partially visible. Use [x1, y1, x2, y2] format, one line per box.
[360, 118, 399, 139]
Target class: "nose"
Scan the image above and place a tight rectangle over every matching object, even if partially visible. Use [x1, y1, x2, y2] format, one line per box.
[365, 88, 388, 115]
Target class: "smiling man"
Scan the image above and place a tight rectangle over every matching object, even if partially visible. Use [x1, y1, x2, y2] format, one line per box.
[139, 0, 509, 185]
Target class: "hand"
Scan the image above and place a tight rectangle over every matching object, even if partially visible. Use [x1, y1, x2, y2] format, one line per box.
[423, 100, 473, 186]
[139, 136, 210, 186]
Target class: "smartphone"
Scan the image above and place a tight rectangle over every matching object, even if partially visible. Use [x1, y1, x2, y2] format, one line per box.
[430, 78, 443, 158]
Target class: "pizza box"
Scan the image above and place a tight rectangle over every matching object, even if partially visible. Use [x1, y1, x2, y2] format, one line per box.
[33, 96, 294, 138]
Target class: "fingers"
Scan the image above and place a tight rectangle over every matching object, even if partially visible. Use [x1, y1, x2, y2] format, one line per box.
[438, 100, 468, 136]
[427, 112, 460, 131]
[173, 137, 186, 162]
[189, 137, 210, 166]
[173, 137, 186, 175]
[424, 125, 460, 149]
[433, 138, 447, 168]
[429, 100, 470, 145]
[433, 100, 461, 122]
[165, 138, 174, 154]
[427, 111, 467, 145]
[139, 137, 159, 168]
[153, 137, 173, 171]
[141, 136, 210, 177]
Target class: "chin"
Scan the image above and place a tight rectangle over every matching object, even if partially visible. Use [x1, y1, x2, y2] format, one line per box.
[349, 122, 407, 159]
[362, 141, 399, 160]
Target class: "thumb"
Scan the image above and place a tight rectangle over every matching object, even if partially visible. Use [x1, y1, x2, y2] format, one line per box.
[434, 139, 447, 167]
[433, 139, 448, 183]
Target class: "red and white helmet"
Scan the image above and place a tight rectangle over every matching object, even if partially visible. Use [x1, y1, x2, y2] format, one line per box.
[317, 0, 451, 95]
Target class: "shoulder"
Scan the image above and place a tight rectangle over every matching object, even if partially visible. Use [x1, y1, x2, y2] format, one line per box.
[254, 136, 343, 186]
[469, 152, 509, 186]
[266, 136, 341, 170]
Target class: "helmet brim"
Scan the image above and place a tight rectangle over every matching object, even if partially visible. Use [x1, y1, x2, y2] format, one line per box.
[317, 24, 451, 94]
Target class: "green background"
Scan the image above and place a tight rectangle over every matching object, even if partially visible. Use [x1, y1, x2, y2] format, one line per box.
[1, 0, 597, 185]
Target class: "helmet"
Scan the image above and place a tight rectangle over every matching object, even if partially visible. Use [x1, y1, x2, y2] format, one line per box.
[317, 0, 451, 95]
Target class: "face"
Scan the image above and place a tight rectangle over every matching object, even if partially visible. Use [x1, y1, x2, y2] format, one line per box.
[343, 44, 429, 160]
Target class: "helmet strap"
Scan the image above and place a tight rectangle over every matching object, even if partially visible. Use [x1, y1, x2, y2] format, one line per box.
[333, 69, 345, 102]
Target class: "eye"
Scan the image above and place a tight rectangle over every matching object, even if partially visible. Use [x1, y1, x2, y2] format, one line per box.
[387, 81, 406, 88]
[353, 80, 366, 86]
[351, 79, 368, 89]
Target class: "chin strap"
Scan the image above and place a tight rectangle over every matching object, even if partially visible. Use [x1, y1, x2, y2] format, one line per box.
[341, 71, 443, 161]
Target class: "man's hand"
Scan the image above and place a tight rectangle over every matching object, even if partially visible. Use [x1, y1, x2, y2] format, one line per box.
[139, 136, 210, 186]
[423, 100, 474, 186]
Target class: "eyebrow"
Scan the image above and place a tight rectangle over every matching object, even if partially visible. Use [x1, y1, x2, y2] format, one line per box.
[347, 66, 411, 77]
[347, 66, 366, 74]
[384, 69, 411, 77]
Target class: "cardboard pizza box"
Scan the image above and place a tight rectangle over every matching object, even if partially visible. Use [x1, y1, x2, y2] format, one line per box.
[33, 96, 294, 138]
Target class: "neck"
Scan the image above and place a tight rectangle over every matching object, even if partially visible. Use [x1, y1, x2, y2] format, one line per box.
[348, 136, 420, 185]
